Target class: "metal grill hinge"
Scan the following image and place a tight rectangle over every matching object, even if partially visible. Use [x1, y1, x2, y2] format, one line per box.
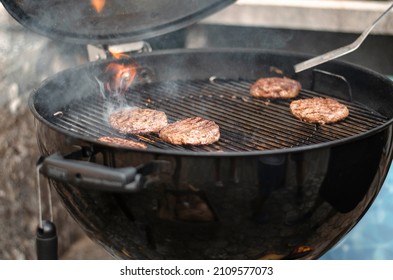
[87, 42, 152, 62]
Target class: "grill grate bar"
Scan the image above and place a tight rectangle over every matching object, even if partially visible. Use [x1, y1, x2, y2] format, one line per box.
[48, 79, 388, 152]
[142, 88, 295, 149]
[182, 81, 329, 142]
[146, 83, 312, 149]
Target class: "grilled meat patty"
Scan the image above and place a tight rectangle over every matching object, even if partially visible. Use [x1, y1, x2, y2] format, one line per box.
[290, 97, 349, 124]
[98, 136, 147, 149]
[159, 117, 220, 145]
[108, 108, 168, 134]
[250, 77, 301, 99]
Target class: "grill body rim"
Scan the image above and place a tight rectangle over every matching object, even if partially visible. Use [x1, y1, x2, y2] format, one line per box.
[29, 48, 393, 157]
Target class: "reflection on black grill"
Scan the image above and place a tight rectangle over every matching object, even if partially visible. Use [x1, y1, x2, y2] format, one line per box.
[49, 79, 388, 152]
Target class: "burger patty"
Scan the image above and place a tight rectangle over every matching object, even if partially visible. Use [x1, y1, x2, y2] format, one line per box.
[159, 117, 220, 145]
[108, 108, 168, 134]
[250, 77, 301, 99]
[98, 136, 147, 149]
[290, 97, 349, 124]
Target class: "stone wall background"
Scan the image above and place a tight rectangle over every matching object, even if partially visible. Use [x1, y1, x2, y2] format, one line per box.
[0, 5, 109, 260]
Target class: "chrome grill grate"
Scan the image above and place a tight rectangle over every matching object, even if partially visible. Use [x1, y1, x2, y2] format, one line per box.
[48, 79, 388, 152]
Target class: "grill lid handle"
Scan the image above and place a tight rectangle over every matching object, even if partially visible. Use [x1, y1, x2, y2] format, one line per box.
[38, 153, 165, 192]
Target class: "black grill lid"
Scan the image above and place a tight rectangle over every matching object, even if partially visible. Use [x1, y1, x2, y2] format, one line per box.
[1, 0, 235, 45]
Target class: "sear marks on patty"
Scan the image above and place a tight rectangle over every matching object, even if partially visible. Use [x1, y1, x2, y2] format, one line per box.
[108, 108, 168, 134]
[159, 117, 220, 145]
[98, 136, 147, 149]
[250, 77, 301, 99]
[290, 97, 349, 124]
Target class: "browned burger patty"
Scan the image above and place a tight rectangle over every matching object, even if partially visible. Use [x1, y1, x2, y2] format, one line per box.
[159, 117, 220, 145]
[290, 97, 349, 124]
[250, 77, 301, 99]
[108, 108, 168, 134]
[98, 136, 147, 149]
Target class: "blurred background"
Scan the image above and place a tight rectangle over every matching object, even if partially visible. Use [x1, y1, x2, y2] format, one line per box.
[0, 0, 393, 259]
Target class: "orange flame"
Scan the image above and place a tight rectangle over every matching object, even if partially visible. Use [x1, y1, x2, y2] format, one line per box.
[91, 0, 106, 13]
[105, 62, 138, 96]
[110, 52, 129, 60]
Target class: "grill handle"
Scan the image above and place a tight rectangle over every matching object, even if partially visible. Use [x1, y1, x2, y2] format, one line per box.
[38, 153, 164, 192]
